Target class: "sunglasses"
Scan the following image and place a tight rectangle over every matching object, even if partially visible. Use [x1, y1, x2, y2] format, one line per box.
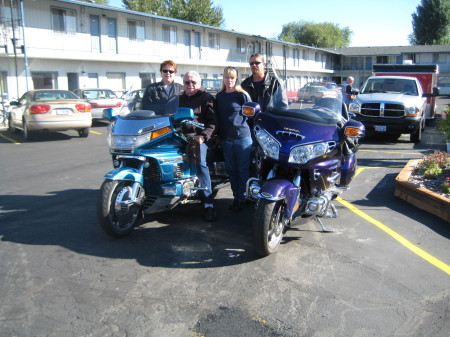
[162, 69, 175, 74]
[250, 61, 262, 66]
[184, 80, 197, 85]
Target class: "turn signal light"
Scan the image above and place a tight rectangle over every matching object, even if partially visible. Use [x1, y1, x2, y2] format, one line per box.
[242, 106, 255, 117]
[345, 127, 361, 137]
[150, 126, 172, 140]
[30, 105, 51, 114]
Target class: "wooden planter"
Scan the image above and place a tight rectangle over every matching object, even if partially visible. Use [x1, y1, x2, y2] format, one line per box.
[395, 159, 450, 223]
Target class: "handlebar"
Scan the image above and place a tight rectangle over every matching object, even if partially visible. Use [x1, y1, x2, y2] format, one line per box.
[185, 120, 205, 130]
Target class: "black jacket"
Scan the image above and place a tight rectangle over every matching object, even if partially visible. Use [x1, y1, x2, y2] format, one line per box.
[141, 81, 183, 115]
[178, 89, 217, 141]
[241, 73, 287, 111]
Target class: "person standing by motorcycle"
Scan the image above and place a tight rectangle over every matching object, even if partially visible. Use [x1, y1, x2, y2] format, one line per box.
[216, 67, 252, 212]
[179, 71, 218, 222]
[141, 60, 183, 115]
[241, 53, 288, 111]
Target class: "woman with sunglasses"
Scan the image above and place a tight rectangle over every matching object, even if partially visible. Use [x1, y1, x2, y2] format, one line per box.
[141, 60, 183, 115]
[216, 67, 252, 212]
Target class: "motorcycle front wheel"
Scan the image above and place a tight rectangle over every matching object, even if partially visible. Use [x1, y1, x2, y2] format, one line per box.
[253, 199, 285, 256]
[97, 180, 143, 238]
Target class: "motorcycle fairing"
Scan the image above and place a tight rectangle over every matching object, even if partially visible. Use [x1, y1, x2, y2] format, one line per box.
[256, 111, 341, 161]
[104, 167, 144, 184]
[258, 179, 299, 218]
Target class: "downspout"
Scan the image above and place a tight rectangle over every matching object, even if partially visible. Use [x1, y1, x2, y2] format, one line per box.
[19, 0, 28, 91]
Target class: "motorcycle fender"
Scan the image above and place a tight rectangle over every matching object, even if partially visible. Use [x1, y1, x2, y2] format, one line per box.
[259, 179, 299, 218]
[103, 168, 144, 184]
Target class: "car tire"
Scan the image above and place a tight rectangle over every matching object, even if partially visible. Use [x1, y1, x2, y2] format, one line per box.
[78, 128, 89, 138]
[410, 124, 422, 143]
[310, 96, 317, 104]
[22, 120, 34, 141]
[8, 115, 18, 133]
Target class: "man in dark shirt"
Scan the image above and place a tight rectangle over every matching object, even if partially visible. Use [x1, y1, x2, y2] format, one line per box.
[178, 71, 218, 221]
[241, 53, 287, 111]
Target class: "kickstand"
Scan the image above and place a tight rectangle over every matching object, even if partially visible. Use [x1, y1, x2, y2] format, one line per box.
[314, 217, 335, 233]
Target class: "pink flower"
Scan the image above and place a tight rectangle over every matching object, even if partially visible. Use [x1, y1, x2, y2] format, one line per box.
[442, 112, 447, 120]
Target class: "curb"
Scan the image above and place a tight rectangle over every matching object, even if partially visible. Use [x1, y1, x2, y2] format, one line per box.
[395, 159, 450, 223]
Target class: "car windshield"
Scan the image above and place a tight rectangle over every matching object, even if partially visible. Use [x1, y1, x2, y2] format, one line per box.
[268, 86, 344, 126]
[34, 90, 78, 101]
[361, 78, 418, 95]
[82, 89, 118, 99]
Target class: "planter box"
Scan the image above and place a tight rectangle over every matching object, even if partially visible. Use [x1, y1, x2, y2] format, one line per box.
[395, 159, 450, 223]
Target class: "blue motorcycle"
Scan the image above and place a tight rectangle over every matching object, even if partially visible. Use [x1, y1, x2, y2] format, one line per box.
[97, 106, 228, 237]
[243, 87, 365, 256]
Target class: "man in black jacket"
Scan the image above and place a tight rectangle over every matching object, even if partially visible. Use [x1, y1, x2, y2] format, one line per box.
[179, 71, 218, 221]
[141, 60, 183, 115]
[241, 53, 287, 111]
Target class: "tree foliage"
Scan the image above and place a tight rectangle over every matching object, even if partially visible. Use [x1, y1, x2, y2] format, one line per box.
[123, 0, 224, 27]
[410, 0, 450, 45]
[278, 21, 352, 48]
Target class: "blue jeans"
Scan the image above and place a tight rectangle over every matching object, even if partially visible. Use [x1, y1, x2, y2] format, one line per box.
[197, 142, 213, 205]
[221, 136, 253, 202]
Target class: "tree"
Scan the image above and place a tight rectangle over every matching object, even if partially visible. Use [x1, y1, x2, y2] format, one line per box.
[278, 21, 352, 48]
[123, 0, 224, 27]
[410, 0, 450, 45]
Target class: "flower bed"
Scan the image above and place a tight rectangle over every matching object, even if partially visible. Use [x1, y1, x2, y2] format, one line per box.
[395, 159, 450, 223]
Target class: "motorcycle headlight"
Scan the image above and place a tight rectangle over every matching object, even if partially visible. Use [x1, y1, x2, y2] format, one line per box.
[289, 142, 329, 164]
[255, 128, 280, 160]
[405, 105, 420, 116]
[108, 132, 151, 152]
[348, 102, 361, 114]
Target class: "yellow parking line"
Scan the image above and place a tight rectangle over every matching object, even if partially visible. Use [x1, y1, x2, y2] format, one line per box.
[336, 197, 450, 275]
[90, 130, 102, 135]
[359, 149, 423, 155]
[0, 133, 21, 144]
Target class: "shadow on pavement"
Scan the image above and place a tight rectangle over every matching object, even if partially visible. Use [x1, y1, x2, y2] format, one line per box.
[0, 188, 266, 268]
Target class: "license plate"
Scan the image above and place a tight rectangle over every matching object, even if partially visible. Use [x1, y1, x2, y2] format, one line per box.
[374, 125, 386, 132]
[55, 109, 72, 115]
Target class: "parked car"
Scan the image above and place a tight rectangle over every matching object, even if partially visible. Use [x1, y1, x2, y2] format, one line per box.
[8, 89, 92, 141]
[303, 81, 340, 92]
[201, 79, 222, 94]
[122, 89, 145, 111]
[297, 86, 336, 103]
[72, 88, 128, 120]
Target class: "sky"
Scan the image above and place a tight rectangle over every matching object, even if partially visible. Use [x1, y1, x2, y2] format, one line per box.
[107, 0, 422, 47]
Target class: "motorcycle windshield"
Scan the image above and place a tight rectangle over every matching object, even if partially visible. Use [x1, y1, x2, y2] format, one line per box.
[268, 84, 345, 126]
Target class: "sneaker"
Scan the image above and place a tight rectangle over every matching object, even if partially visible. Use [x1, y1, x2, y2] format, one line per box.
[203, 207, 217, 222]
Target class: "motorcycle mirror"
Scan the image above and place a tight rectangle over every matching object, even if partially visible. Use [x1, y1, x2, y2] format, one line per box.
[102, 108, 117, 121]
[174, 107, 194, 122]
[241, 102, 261, 117]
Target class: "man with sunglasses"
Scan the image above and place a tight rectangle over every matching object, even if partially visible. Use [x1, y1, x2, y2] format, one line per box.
[141, 60, 183, 115]
[241, 53, 287, 111]
[179, 71, 218, 221]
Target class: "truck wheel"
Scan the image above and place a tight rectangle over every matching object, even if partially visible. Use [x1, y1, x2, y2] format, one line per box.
[410, 124, 422, 143]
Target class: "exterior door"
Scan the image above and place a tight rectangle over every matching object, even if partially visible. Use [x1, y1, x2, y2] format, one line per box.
[193, 31, 200, 59]
[67, 72, 79, 91]
[184, 30, 191, 58]
[90, 15, 100, 52]
[106, 17, 118, 53]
